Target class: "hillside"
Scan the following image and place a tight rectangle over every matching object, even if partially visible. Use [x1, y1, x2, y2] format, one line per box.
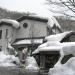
[0, 7, 26, 20]
[55, 16, 75, 32]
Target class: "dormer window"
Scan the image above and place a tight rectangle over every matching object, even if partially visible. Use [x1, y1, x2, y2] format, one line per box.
[23, 23, 28, 28]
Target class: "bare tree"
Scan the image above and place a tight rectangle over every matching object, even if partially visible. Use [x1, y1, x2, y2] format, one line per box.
[46, 0, 75, 18]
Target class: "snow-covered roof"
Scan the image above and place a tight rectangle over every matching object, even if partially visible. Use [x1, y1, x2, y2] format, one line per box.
[32, 49, 39, 54]
[33, 41, 75, 54]
[13, 39, 31, 45]
[32, 41, 62, 54]
[32, 46, 61, 54]
[13, 39, 43, 45]
[0, 19, 20, 28]
[45, 31, 74, 42]
[47, 16, 61, 28]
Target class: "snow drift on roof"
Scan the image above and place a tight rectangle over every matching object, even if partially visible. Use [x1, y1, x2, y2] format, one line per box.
[0, 19, 20, 28]
[45, 31, 73, 42]
[32, 41, 61, 54]
[32, 46, 62, 54]
[32, 41, 75, 54]
[13, 39, 43, 45]
[13, 39, 31, 45]
[47, 16, 61, 28]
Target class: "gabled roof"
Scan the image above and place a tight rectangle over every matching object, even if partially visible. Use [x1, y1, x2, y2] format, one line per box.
[16, 15, 48, 23]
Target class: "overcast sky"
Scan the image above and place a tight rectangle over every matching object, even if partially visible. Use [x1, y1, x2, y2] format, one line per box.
[0, 0, 54, 18]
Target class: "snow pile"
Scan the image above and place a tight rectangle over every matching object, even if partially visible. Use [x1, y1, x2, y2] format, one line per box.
[0, 51, 20, 67]
[48, 57, 75, 75]
[25, 56, 39, 71]
[0, 19, 20, 28]
[45, 31, 73, 41]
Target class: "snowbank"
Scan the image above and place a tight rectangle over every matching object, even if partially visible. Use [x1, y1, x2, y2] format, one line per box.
[48, 57, 75, 75]
[25, 56, 39, 71]
[0, 19, 20, 28]
[0, 51, 20, 67]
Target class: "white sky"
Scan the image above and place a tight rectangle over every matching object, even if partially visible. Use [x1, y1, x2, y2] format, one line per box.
[0, 0, 54, 18]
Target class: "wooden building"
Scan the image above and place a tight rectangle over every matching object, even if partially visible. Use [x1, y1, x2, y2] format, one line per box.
[0, 15, 62, 63]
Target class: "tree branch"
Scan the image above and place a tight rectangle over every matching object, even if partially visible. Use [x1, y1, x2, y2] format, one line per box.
[46, 0, 75, 18]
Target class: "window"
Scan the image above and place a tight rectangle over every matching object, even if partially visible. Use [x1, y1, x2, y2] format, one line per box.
[0, 30, 2, 39]
[23, 23, 28, 28]
[6, 29, 8, 38]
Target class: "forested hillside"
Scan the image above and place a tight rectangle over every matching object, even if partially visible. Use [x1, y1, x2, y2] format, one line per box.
[55, 16, 75, 32]
[0, 7, 26, 20]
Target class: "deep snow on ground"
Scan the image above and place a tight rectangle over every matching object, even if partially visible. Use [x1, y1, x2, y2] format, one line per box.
[0, 51, 20, 67]
[25, 56, 39, 71]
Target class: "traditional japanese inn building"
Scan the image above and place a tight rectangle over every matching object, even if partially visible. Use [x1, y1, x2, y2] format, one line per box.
[0, 15, 62, 63]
